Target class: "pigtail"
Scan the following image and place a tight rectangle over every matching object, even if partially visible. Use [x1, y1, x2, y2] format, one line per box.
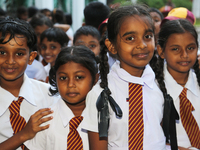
[48, 66, 59, 96]
[96, 34, 122, 138]
[99, 34, 110, 92]
[149, 50, 158, 73]
[155, 57, 179, 150]
[193, 59, 200, 87]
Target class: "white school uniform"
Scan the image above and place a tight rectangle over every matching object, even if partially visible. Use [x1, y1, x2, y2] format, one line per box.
[25, 59, 47, 81]
[25, 98, 89, 150]
[164, 64, 200, 150]
[0, 74, 59, 150]
[82, 61, 166, 150]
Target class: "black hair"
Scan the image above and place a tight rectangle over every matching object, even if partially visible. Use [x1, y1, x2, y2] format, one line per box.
[40, 8, 51, 14]
[0, 16, 37, 52]
[148, 7, 164, 20]
[84, 1, 110, 29]
[40, 27, 69, 47]
[156, 19, 199, 148]
[52, 9, 65, 24]
[49, 45, 98, 95]
[65, 13, 72, 25]
[29, 13, 53, 29]
[17, 6, 27, 16]
[73, 25, 101, 45]
[28, 6, 39, 18]
[0, 8, 6, 17]
[99, 4, 154, 93]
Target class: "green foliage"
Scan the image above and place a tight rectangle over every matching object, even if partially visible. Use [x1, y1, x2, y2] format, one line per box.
[172, 0, 192, 10]
[148, 0, 165, 9]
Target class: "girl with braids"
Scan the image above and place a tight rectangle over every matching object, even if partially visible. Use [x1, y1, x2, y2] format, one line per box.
[82, 5, 166, 150]
[25, 46, 99, 150]
[156, 19, 200, 150]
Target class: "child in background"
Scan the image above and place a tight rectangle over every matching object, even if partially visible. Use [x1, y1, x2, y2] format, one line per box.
[156, 19, 200, 150]
[83, 1, 110, 29]
[82, 5, 166, 150]
[17, 6, 28, 21]
[25, 46, 99, 150]
[148, 8, 164, 45]
[73, 26, 101, 56]
[40, 8, 52, 21]
[0, 17, 58, 150]
[40, 27, 69, 82]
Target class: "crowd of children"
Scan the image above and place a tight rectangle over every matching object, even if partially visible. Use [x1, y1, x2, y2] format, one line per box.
[0, 1, 199, 150]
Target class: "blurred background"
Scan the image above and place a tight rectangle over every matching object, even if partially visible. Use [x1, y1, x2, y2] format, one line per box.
[0, 0, 199, 34]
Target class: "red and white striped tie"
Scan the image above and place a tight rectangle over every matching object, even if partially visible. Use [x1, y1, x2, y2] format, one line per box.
[9, 96, 26, 150]
[180, 88, 200, 148]
[129, 83, 143, 150]
[67, 116, 83, 150]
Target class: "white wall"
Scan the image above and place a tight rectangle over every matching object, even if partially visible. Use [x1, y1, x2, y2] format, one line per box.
[35, 0, 54, 10]
[72, 0, 85, 33]
[192, 0, 200, 18]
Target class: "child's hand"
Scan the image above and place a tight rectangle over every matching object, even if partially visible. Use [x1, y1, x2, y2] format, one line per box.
[21, 108, 53, 140]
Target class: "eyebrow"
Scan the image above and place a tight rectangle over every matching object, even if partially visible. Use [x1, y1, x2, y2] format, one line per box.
[122, 29, 154, 37]
[0, 46, 27, 51]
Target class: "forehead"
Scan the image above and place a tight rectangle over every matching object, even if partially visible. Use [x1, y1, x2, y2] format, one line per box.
[150, 12, 161, 19]
[41, 37, 60, 45]
[0, 33, 28, 45]
[75, 34, 99, 43]
[119, 15, 153, 35]
[34, 25, 49, 33]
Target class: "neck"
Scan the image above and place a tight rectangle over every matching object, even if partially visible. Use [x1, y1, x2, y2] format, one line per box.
[65, 100, 85, 117]
[0, 75, 24, 97]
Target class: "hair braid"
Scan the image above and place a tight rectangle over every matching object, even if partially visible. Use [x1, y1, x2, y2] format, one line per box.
[193, 59, 200, 87]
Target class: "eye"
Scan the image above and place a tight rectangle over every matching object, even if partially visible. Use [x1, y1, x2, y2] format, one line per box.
[16, 52, 24, 56]
[60, 76, 67, 80]
[172, 48, 178, 51]
[75, 76, 84, 80]
[89, 44, 96, 49]
[0, 51, 6, 55]
[145, 34, 153, 39]
[51, 46, 56, 49]
[187, 47, 195, 51]
[40, 45, 46, 50]
[126, 36, 134, 41]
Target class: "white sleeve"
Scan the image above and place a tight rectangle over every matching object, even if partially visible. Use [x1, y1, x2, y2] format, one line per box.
[82, 86, 102, 133]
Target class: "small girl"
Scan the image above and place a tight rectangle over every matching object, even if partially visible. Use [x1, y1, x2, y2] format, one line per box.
[156, 19, 200, 150]
[82, 5, 166, 150]
[25, 46, 99, 149]
[40, 27, 69, 82]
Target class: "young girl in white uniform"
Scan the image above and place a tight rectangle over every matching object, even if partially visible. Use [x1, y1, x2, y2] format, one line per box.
[82, 5, 166, 150]
[25, 46, 99, 150]
[156, 19, 200, 150]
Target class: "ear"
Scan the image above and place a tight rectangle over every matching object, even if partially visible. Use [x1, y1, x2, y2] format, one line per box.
[105, 38, 117, 55]
[28, 51, 37, 65]
[157, 45, 165, 59]
[94, 73, 99, 85]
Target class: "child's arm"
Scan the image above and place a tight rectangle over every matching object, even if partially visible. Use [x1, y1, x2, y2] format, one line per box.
[0, 108, 53, 150]
[88, 131, 108, 150]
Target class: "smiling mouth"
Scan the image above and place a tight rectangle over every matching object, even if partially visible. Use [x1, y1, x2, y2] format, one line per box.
[134, 53, 148, 58]
[178, 61, 190, 66]
[4, 68, 16, 73]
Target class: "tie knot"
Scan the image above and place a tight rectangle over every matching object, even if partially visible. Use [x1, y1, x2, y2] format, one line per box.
[180, 88, 187, 98]
[9, 97, 24, 114]
[69, 116, 83, 130]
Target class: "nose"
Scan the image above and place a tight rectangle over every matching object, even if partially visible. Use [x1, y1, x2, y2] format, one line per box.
[181, 50, 189, 58]
[136, 39, 147, 49]
[68, 78, 76, 88]
[6, 54, 15, 65]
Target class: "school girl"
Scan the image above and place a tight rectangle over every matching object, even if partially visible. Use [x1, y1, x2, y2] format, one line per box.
[82, 5, 166, 150]
[25, 46, 99, 150]
[156, 19, 200, 150]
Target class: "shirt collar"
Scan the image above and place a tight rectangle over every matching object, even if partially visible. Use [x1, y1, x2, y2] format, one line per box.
[164, 64, 198, 101]
[58, 99, 84, 127]
[0, 74, 37, 116]
[112, 61, 155, 89]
